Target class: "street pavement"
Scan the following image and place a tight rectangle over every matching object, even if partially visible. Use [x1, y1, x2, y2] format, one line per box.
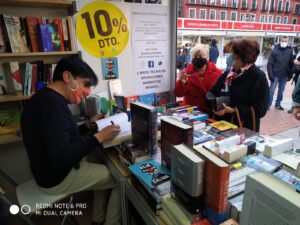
[259, 71, 300, 146]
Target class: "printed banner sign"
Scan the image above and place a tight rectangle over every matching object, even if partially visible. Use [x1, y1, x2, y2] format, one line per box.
[76, 1, 129, 58]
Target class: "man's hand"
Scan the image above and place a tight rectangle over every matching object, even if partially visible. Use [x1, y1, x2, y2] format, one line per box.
[293, 107, 300, 121]
[94, 125, 121, 143]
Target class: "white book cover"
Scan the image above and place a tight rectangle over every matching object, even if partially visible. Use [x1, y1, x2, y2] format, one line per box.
[240, 172, 300, 225]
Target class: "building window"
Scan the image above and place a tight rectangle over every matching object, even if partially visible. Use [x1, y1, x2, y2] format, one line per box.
[270, 0, 275, 11]
[285, 1, 290, 13]
[292, 18, 297, 24]
[231, 12, 237, 21]
[188, 0, 196, 3]
[268, 15, 273, 23]
[242, 0, 247, 9]
[200, 9, 206, 19]
[277, 1, 283, 12]
[240, 13, 246, 21]
[295, 4, 300, 14]
[221, 0, 227, 7]
[283, 16, 288, 24]
[220, 11, 227, 20]
[260, 15, 265, 23]
[276, 16, 280, 24]
[233, 0, 238, 8]
[251, 0, 257, 10]
[200, 0, 207, 4]
[249, 14, 255, 22]
[189, 8, 196, 18]
[210, 0, 216, 6]
[210, 10, 216, 19]
[261, 0, 267, 10]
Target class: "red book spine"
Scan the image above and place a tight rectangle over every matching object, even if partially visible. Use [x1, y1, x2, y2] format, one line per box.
[204, 160, 230, 213]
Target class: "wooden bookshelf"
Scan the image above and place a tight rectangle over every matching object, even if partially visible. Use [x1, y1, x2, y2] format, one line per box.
[0, 0, 73, 8]
[0, 51, 79, 63]
[0, 94, 31, 103]
[0, 133, 23, 145]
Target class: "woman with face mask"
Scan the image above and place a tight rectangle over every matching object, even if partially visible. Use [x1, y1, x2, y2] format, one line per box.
[21, 57, 122, 225]
[174, 43, 222, 114]
[209, 39, 269, 132]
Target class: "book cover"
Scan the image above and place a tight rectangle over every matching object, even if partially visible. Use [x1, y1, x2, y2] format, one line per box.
[67, 16, 76, 51]
[1, 15, 29, 53]
[155, 91, 170, 106]
[273, 150, 300, 174]
[194, 145, 230, 213]
[38, 24, 54, 52]
[220, 127, 258, 139]
[273, 170, 300, 191]
[101, 57, 119, 80]
[0, 21, 7, 52]
[0, 102, 21, 135]
[228, 193, 244, 222]
[161, 117, 193, 169]
[128, 159, 171, 190]
[130, 102, 158, 155]
[52, 18, 65, 51]
[61, 18, 70, 51]
[25, 16, 40, 52]
[108, 79, 123, 98]
[171, 144, 204, 197]
[50, 23, 61, 51]
[210, 120, 238, 132]
[0, 63, 8, 94]
[7, 62, 22, 95]
[264, 138, 294, 158]
[241, 153, 282, 173]
[125, 95, 138, 109]
[240, 172, 300, 225]
[138, 93, 156, 106]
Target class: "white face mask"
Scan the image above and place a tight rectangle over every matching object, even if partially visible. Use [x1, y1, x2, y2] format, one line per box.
[280, 42, 288, 48]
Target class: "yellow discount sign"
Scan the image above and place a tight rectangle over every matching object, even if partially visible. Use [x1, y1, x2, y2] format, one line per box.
[76, 1, 129, 58]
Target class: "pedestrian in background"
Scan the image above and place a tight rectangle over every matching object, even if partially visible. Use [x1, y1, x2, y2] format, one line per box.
[288, 48, 300, 113]
[267, 36, 294, 111]
[209, 39, 219, 64]
[223, 41, 234, 72]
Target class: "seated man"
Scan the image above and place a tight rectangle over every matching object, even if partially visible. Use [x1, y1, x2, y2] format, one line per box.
[21, 56, 121, 225]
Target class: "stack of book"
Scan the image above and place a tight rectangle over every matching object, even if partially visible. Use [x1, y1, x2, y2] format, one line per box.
[194, 145, 230, 225]
[117, 140, 151, 166]
[128, 159, 171, 215]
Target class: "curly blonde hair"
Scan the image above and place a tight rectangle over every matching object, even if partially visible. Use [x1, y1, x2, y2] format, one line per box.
[190, 43, 209, 59]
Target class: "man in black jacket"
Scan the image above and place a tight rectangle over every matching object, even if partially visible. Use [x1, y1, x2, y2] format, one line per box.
[267, 36, 294, 110]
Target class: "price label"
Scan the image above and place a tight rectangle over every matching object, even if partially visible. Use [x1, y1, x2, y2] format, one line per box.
[76, 1, 129, 58]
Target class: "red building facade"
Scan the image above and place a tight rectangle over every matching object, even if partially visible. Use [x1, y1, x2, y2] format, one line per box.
[181, 0, 300, 25]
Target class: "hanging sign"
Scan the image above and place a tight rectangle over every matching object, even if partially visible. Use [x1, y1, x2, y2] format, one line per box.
[76, 1, 129, 58]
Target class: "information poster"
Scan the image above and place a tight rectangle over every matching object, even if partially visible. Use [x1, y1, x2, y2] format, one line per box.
[131, 4, 170, 95]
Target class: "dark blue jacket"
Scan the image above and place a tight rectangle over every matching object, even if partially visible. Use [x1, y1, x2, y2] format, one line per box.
[209, 45, 219, 64]
[267, 46, 293, 80]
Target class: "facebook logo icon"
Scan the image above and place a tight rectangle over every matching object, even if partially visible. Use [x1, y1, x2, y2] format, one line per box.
[148, 61, 154, 68]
